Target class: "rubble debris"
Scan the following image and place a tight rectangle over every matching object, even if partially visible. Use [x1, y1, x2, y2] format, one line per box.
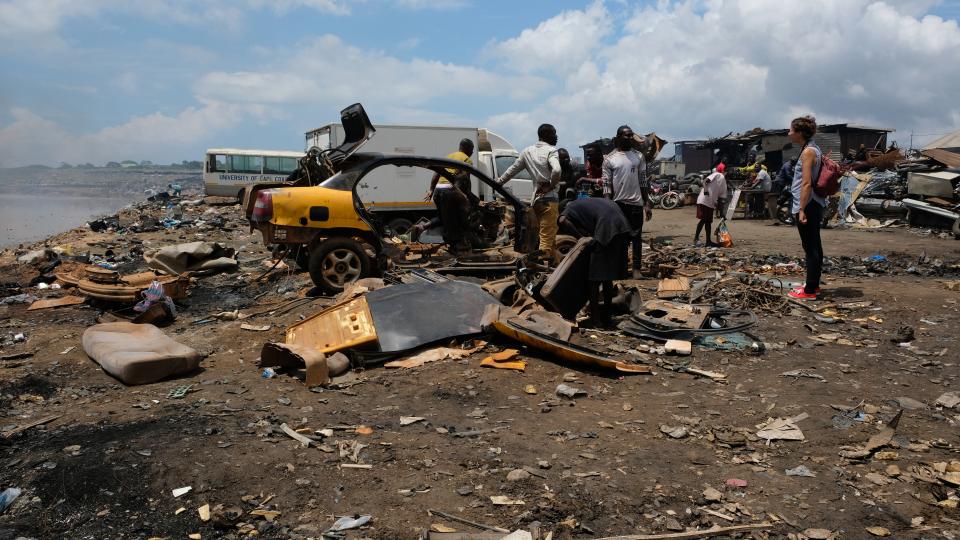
[555, 384, 586, 399]
[287, 280, 497, 360]
[0, 488, 21, 513]
[385, 342, 485, 369]
[325, 514, 372, 535]
[259, 343, 333, 387]
[756, 414, 807, 442]
[785, 465, 816, 477]
[82, 322, 204, 385]
[144, 241, 239, 275]
[26, 295, 86, 311]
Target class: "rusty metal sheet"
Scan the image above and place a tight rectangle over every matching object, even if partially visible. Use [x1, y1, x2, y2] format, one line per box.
[493, 319, 650, 374]
[922, 148, 960, 169]
[285, 296, 377, 354]
[636, 299, 710, 331]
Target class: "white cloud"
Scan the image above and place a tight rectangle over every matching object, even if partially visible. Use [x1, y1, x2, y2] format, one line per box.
[486, 0, 960, 153]
[193, 35, 551, 108]
[487, 1, 611, 74]
[0, 101, 255, 167]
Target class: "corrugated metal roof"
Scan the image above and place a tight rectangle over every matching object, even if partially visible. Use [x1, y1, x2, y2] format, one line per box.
[923, 130, 960, 150]
[922, 148, 960, 168]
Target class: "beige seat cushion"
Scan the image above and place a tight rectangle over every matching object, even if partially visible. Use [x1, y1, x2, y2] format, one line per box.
[82, 322, 203, 385]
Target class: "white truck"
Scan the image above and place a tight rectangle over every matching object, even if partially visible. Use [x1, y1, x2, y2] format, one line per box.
[304, 124, 533, 234]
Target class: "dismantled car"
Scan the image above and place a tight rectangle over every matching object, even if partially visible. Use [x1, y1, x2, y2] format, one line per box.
[244, 103, 534, 294]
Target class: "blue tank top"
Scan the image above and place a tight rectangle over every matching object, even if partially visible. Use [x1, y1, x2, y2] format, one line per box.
[791, 140, 826, 214]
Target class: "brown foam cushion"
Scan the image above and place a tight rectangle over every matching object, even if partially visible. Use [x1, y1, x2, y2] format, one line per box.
[82, 322, 203, 385]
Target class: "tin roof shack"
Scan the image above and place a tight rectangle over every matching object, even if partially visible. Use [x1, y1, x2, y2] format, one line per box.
[676, 124, 894, 177]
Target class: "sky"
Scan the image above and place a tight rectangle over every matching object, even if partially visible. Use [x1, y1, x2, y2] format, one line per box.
[0, 0, 959, 167]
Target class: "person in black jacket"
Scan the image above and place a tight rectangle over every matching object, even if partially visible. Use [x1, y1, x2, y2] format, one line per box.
[559, 197, 633, 325]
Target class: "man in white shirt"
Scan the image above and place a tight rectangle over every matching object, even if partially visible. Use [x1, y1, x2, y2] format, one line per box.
[602, 125, 652, 279]
[499, 124, 562, 263]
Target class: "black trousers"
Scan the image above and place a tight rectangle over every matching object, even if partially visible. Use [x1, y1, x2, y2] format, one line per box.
[795, 201, 824, 293]
[616, 202, 644, 272]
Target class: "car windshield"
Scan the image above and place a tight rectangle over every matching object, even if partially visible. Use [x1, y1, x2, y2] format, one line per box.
[495, 155, 532, 180]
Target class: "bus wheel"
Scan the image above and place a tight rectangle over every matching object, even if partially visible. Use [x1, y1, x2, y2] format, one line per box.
[308, 238, 370, 295]
[387, 217, 414, 236]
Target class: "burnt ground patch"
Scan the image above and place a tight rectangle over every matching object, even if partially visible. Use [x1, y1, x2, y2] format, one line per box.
[0, 415, 213, 539]
[0, 374, 58, 409]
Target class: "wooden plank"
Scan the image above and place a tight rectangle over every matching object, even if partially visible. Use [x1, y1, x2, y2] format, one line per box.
[2, 415, 62, 439]
[27, 295, 86, 311]
[594, 522, 776, 540]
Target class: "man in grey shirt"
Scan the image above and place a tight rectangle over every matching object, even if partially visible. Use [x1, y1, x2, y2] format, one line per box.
[499, 123, 562, 263]
[602, 125, 652, 279]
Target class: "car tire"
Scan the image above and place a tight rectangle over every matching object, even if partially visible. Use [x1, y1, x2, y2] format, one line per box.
[308, 238, 371, 295]
[953, 217, 960, 240]
[659, 192, 680, 210]
[387, 217, 414, 236]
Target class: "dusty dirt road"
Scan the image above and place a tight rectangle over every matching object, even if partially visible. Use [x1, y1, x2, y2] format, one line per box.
[1, 203, 959, 539]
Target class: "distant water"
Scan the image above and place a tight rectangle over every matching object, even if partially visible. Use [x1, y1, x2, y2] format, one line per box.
[0, 193, 134, 248]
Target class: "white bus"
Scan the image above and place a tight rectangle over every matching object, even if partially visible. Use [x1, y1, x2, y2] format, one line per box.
[203, 148, 304, 198]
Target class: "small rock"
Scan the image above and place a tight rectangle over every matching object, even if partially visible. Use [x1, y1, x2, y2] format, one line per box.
[277, 397, 292, 406]
[895, 396, 926, 410]
[885, 465, 901, 477]
[785, 465, 816, 477]
[659, 425, 688, 439]
[456, 486, 474, 496]
[865, 526, 891, 537]
[555, 384, 586, 399]
[725, 478, 747, 488]
[936, 392, 960, 409]
[622, 403, 633, 411]
[664, 517, 683, 531]
[506, 469, 531, 482]
[804, 528, 834, 540]
[63, 445, 81, 454]
[702, 487, 722, 502]
[538, 460, 551, 469]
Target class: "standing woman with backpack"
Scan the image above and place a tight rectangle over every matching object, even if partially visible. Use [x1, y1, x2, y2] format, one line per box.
[787, 115, 827, 300]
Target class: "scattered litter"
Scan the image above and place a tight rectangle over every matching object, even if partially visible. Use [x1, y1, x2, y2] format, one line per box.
[198, 504, 210, 522]
[240, 323, 271, 332]
[172, 486, 192, 497]
[0, 488, 21, 513]
[785, 465, 816, 477]
[756, 414, 807, 442]
[781, 369, 826, 382]
[325, 514, 372, 534]
[489, 495, 524, 506]
[400, 416, 425, 426]
[555, 384, 586, 399]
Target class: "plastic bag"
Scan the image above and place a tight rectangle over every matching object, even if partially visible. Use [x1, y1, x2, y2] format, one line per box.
[715, 219, 733, 248]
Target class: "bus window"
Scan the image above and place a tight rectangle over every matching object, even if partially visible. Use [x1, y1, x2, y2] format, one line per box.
[228, 155, 262, 174]
[280, 157, 299, 173]
[208, 154, 226, 173]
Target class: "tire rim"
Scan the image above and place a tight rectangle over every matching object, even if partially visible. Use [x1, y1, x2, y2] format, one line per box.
[321, 248, 361, 286]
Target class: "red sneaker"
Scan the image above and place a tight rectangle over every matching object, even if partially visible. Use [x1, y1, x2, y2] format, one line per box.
[791, 286, 822, 295]
[788, 288, 818, 299]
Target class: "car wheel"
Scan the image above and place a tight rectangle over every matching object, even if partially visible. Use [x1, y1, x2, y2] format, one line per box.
[660, 192, 680, 210]
[953, 217, 960, 240]
[387, 217, 414, 236]
[308, 238, 370, 295]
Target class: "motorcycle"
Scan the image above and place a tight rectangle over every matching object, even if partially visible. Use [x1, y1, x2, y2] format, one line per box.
[649, 181, 681, 210]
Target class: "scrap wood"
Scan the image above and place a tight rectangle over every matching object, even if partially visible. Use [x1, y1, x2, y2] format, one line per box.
[27, 295, 86, 310]
[685, 367, 727, 382]
[385, 342, 485, 369]
[0, 352, 34, 361]
[2, 415, 61, 439]
[593, 522, 776, 540]
[280, 422, 313, 447]
[428, 509, 510, 533]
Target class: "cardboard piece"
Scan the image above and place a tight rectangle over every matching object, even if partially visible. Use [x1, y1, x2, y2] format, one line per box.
[27, 295, 86, 310]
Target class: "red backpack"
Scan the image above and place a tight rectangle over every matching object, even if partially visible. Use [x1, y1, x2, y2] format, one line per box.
[814, 152, 843, 197]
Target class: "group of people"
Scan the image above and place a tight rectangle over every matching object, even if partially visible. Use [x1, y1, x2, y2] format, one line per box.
[424, 115, 828, 322]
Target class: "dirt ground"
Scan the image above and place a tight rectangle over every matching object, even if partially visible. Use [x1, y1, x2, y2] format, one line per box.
[1, 201, 959, 540]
